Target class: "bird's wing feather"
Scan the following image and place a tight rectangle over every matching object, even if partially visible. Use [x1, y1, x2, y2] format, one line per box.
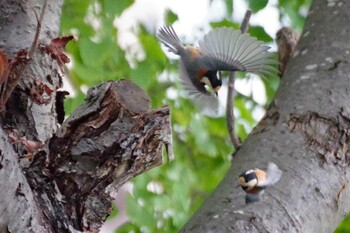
[179, 60, 220, 117]
[198, 27, 278, 77]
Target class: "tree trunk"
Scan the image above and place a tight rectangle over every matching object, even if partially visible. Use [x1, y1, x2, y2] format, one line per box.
[0, 1, 172, 232]
[182, 0, 350, 232]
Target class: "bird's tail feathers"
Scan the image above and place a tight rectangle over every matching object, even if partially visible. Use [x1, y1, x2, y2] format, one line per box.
[157, 26, 184, 55]
[265, 162, 282, 186]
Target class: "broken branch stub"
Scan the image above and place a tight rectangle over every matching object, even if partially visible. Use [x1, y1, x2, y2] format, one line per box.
[30, 79, 173, 232]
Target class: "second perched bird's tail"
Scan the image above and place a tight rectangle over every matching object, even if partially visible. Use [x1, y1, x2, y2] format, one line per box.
[265, 162, 282, 186]
[157, 26, 185, 55]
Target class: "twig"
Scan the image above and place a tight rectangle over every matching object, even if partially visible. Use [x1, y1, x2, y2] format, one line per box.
[0, 0, 48, 109]
[226, 10, 252, 151]
[239, 10, 252, 33]
[29, 0, 48, 57]
[226, 72, 241, 150]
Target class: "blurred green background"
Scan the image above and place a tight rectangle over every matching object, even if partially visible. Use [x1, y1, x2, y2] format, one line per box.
[60, 0, 350, 232]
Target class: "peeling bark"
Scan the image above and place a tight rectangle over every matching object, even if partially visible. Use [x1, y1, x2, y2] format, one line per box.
[287, 111, 350, 167]
[26, 80, 172, 232]
[0, 1, 65, 232]
[182, 0, 350, 232]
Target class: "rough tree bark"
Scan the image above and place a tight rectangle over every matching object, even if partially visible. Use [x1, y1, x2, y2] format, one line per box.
[182, 0, 350, 232]
[0, 1, 172, 232]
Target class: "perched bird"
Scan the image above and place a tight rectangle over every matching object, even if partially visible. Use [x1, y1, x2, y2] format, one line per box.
[239, 162, 282, 203]
[157, 25, 277, 116]
[276, 27, 299, 78]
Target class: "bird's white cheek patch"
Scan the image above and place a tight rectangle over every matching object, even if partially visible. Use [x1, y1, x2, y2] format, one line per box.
[245, 179, 258, 191]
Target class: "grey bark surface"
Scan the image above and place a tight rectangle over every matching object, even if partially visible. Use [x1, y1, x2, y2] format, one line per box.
[0, 1, 172, 232]
[0, 1, 64, 232]
[182, 0, 350, 232]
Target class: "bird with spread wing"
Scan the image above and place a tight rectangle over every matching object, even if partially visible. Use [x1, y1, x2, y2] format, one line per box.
[157, 25, 277, 116]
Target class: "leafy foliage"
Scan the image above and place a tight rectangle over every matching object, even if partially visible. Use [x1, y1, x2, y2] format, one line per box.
[278, 0, 311, 29]
[60, 0, 350, 232]
[248, 26, 273, 42]
[248, 0, 268, 12]
[336, 214, 350, 233]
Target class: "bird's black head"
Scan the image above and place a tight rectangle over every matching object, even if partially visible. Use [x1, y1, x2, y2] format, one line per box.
[239, 169, 258, 192]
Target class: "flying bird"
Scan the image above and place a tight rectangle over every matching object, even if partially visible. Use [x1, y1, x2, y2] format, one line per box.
[157, 25, 277, 116]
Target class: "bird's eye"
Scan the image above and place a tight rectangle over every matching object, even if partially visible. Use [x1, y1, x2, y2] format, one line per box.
[276, 32, 281, 39]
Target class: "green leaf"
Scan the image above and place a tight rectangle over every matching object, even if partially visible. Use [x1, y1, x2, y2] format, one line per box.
[130, 61, 155, 89]
[206, 117, 228, 137]
[115, 222, 141, 233]
[128, 27, 168, 90]
[61, 0, 94, 36]
[139, 30, 167, 67]
[248, 26, 273, 42]
[263, 72, 279, 102]
[236, 123, 248, 139]
[210, 19, 239, 29]
[284, 5, 306, 29]
[73, 63, 113, 85]
[64, 92, 86, 116]
[225, 0, 233, 17]
[191, 119, 218, 156]
[334, 214, 350, 233]
[126, 194, 157, 230]
[104, 0, 135, 16]
[165, 10, 178, 25]
[106, 203, 119, 220]
[248, 0, 268, 12]
[277, 0, 311, 29]
[235, 98, 254, 124]
[79, 38, 111, 67]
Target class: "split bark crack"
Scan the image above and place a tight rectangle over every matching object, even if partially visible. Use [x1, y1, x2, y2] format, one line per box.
[287, 111, 350, 166]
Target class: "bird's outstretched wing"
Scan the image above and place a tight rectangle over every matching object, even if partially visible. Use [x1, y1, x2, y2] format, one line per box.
[179, 60, 220, 117]
[198, 27, 278, 77]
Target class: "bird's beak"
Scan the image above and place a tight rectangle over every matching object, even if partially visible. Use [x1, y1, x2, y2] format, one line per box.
[214, 86, 221, 97]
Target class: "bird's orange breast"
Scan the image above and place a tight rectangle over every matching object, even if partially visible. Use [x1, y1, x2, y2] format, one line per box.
[197, 68, 208, 79]
[245, 186, 262, 194]
[187, 47, 203, 59]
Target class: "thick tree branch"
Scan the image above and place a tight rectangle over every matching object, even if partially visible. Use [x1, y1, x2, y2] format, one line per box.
[25, 80, 172, 232]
